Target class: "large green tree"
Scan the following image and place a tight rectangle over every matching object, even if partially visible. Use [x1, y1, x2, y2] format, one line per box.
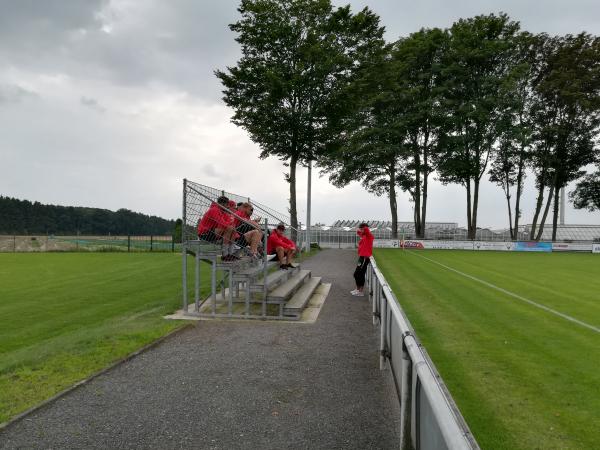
[392, 28, 448, 238]
[488, 32, 545, 240]
[216, 0, 384, 239]
[319, 42, 407, 238]
[320, 28, 447, 239]
[529, 33, 600, 241]
[437, 13, 520, 239]
[571, 170, 600, 211]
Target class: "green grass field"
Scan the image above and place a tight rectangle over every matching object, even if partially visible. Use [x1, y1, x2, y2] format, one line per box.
[374, 249, 600, 450]
[0, 253, 207, 424]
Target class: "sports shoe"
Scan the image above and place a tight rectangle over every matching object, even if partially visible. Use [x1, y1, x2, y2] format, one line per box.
[279, 264, 288, 270]
[350, 289, 359, 295]
[351, 290, 365, 297]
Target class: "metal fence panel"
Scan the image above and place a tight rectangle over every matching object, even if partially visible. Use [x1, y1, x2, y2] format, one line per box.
[368, 257, 479, 450]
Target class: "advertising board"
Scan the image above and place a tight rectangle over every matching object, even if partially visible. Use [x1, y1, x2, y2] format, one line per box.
[593, 243, 600, 254]
[551, 243, 593, 252]
[473, 241, 515, 251]
[514, 241, 552, 252]
[401, 240, 425, 249]
[424, 240, 474, 250]
[373, 239, 400, 248]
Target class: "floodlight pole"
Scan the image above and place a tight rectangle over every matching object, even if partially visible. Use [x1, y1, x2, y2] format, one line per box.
[305, 160, 312, 253]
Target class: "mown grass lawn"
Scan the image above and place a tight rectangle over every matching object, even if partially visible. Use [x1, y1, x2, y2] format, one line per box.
[374, 249, 600, 450]
[0, 253, 207, 424]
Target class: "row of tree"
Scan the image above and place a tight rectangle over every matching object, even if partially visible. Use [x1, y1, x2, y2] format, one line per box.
[218, 1, 600, 241]
[0, 196, 176, 235]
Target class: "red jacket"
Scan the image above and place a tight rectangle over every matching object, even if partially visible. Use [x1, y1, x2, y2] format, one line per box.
[233, 208, 250, 228]
[267, 230, 295, 254]
[357, 226, 374, 257]
[197, 203, 233, 235]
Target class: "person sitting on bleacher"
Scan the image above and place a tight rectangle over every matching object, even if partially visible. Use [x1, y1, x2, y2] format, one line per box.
[233, 202, 263, 258]
[267, 223, 296, 270]
[197, 196, 238, 262]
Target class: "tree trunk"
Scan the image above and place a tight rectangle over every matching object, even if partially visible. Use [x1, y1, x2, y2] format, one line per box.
[466, 180, 473, 240]
[470, 179, 481, 240]
[389, 163, 398, 239]
[551, 181, 561, 242]
[505, 183, 514, 239]
[535, 185, 554, 241]
[513, 159, 525, 240]
[530, 180, 546, 240]
[414, 150, 422, 238]
[421, 153, 429, 240]
[289, 154, 298, 242]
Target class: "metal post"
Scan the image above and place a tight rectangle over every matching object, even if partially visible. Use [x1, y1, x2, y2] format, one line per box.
[305, 160, 312, 253]
[211, 258, 217, 316]
[150, 235, 153, 252]
[172, 235, 175, 252]
[379, 285, 387, 370]
[13, 235, 16, 252]
[182, 179, 188, 313]
[400, 340, 413, 450]
[261, 218, 268, 317]
[128, 235, 131, 252]
[194, 251, 200, 312]
[372, 271, 378, 326]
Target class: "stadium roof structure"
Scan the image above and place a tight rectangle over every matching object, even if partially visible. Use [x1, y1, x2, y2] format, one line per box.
[523, 224, 600, 242]
[330, 220, 458, 231]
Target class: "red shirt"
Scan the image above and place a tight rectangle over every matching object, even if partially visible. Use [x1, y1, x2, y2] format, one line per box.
[267, 230, 295, 254]
[197, 203, 233, 235]
[233, 209, 250, 227]
[357, 227, 374, 257]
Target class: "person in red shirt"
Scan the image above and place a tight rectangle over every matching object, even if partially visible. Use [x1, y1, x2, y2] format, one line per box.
[232, 202, 263, 257]
[267, 223, 296, 270]
[352, 222, 374, 296]
[197, 196, 238, 261]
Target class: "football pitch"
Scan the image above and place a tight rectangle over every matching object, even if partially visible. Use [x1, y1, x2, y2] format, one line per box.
[374, 249, 600, 450]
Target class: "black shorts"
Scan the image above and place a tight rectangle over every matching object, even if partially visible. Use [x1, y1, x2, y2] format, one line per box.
[198, 230, 221, 243]
[236, 223, 254, 235]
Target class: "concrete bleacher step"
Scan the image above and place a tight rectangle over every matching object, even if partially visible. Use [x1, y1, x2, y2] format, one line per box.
[283, 276, 321, 318]
[267, 269, 311, 302]
[252, 265, 299, 291]
[233, 260, 278, 280]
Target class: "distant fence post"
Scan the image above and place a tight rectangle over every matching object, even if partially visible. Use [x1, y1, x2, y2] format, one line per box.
[13, 235, 16, 252]
[127, 235, 131, 252]
[171, 236, 175, 252]
[150, 235, 153, 252]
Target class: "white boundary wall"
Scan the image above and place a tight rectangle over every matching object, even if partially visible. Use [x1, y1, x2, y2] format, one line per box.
[373, 239, 597, 253]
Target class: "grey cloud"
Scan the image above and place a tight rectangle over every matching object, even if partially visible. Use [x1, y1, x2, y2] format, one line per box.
[80, 96, 106, 113]
[1, 0, 600, 226]
[0, 84, 38, 104]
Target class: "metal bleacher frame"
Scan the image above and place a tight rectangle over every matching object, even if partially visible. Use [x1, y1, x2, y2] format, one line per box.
[181, 179, 304, 320]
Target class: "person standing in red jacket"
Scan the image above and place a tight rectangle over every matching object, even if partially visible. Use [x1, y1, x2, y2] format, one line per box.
[267, 223, 296, 270]
[351, 222, 374, 297]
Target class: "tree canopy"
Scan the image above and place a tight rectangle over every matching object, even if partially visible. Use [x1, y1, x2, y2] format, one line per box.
[0, 196, 175, 235]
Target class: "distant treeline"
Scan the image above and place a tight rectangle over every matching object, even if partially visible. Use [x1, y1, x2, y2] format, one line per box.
[0, 196, 176, 235]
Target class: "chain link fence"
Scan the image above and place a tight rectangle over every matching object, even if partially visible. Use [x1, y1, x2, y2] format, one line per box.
[0, 235, 178, 253]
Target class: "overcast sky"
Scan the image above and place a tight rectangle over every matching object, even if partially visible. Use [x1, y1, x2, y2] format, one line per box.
[1, 0, 600, 228]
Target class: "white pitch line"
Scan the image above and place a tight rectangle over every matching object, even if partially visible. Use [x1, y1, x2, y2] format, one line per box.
[408, 251, 600, 334]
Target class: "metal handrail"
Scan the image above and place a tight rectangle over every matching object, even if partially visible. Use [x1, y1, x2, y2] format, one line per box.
[368, 256, 479, 450]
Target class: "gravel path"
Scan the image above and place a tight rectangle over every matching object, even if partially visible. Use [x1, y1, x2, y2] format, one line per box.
[0, 249, 399, 449]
